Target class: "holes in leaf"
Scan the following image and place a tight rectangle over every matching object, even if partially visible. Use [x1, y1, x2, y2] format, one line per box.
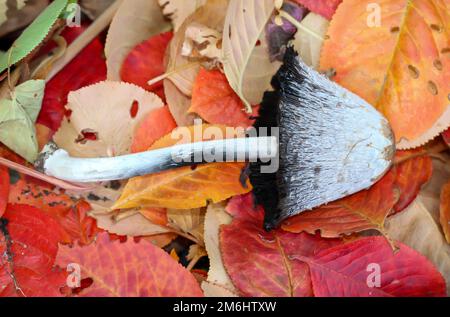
[434, 59, 443, 71]
[130, 100, 139, 119]
[442, 48, 450, 54]
[407, 65, 420, 79]
[430, 24, 443, 33]
[390, 26, 400, 33]
[75, 129, 98, 144]
[428, 81, 438, 96]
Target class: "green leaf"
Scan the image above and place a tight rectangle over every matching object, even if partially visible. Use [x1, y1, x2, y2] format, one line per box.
[0, 0, 68, 74]
[0, 80, 45, 163]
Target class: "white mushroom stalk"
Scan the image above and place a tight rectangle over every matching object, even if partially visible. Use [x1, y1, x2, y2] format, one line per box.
[36, 137, 278, 183]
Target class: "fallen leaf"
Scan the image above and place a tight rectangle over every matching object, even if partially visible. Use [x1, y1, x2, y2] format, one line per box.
[282, 169, 397, 237]
[0, 0, 48, 38]
[441, 181, 450, 243]
[190, 68, 258, 128]
[37, 26, 106, 131]
[80, 0, 114, 20]
[130, 105, 177, 154]
[121, 32, 174, 101]
[182, 22, 222, 62]
[168, 208, 205, 244]
[221, 194, 342, 296]
[164, 78, 197, 127]
[298, 236, 446, 297]
[320, 0, 450, 149]
[201, 281, 239, 297]
[222, 0, 281, 111]
[55, 232, 204, 296]
[0, 204, 67, 296]
[113, 125, 251, 210]
[386, 196, 450, 295]
[293, 0, 342, 20]
[292, 12, 329, 69]
[105, 0, 171, 80]
[54, 81, 164, 158]
[158, 0, 206, 31]
[0, 166, 9, 217]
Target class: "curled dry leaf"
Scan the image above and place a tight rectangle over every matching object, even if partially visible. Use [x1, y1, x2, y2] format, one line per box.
[441, 181, 450, 243]
[222, 0, 281, 111]
[203, 203, 238, 295]
[167, 208, 205, 244]
[158, 0, 206, 31]
[166, 0, 228, 96]
[292, 12, 329, 69]
[182, 22, 222, 62]
[320, 0, 450, 149]
[386, 196, 450, 295]
[113, 125, 251, 210]
[105, 0, 171, 81]
[164, 78, 197, 127]
[55, 233, 204, 296]
[54, 81, 164, 158]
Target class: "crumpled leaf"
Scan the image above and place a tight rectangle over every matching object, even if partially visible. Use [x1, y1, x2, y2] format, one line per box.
[0, 0, 68, 73]
[0, 165, 9, 217]
[166, 0, 228, 96]
[222, 0, 281, 111]
[190, 68, 258, 128]
[105, 0, 170, 81]
[282, 169, 397, 237]
[0, 79, 45, 162]
[441, 181, 450, 243]
[54, 81, 164, 158]
[158, 0, 206, 31]
[292, 12, 329, 69]
[38, 25, 106, 132]
[131, 105, 177, 154]
[55, 232, 204, 296]
[182, 22, 222, 62]
[167, 208, 205, 244]
[293, 0, 342, 20]
[386, 196, 450, 295]
[320, 0, 450, 149]
[121, 32, 174, 101]
[113, 125, 251, 210]
[0, 204, 67, 297]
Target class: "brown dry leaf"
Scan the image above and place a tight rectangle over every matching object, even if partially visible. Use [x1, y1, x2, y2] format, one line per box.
[385, 196, 450, 295]
[203, 203, 237, 293]
[167, 208, 205, 244]
[222, 0, 281, 111]
[441, 181, 450, 243]
[182, 22, 222, 62]
[105, 0, 171, 80]
[158, 0, 206, 31]
[292, 12, 329, 69]
[54, 81, 164, 158]
[80, 0, 115, 20]
[0, 0, 48, 37]
[166, 0, 228, 96]
[163, 79, 197, 127]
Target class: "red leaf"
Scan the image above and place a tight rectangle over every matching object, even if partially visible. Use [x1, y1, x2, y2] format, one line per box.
[393, 151, 433, 213]
[221, 194, 342, 297]
[37, 28, 107, 131]
[55, 233, 204, 297]
[0, 204, 67, 296]
[191, 68, 258, 128]
[282, 169, 397, 237]
[299, 236, 446, 297]
[0, 166, 9, 217]
[131, 105, 177, 153]
[293, 0, 342, 20]
[120, 32, 174, 101]
[442, 128, 450, 146]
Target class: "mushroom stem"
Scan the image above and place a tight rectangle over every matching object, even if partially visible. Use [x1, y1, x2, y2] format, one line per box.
[38, 137, 278, 183]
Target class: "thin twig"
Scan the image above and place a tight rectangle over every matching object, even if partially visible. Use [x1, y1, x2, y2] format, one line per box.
[147, 62, 200, 87]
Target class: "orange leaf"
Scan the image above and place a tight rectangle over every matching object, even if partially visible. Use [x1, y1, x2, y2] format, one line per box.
[191, 68, 258, 128]
[130, 105, 177, 154]
[440, 180, 450, 243]
[55, 233, 203, 296]
[113, 125, 251, 210]
[282, 169, 397, 237]
[320, 0, 450, 149]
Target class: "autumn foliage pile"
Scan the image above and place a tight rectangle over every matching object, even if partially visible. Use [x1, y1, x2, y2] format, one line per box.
[0, 0, 449, 297]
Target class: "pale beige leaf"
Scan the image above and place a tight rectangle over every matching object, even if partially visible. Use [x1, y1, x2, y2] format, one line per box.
[93, 212, 171, 237]
[292, 12, 329, 69]
[0, 1, 7, 25]
[105, 0, 170, 80]
[385, 196, 450, 295]
[201, 281, 239, 297]
[163, 79, 197, 126]
[187, 244, 207, 261]
[222, 0, 281, 110]
[158, 0, 206, 31]
[182, 22, 222, 61]
[167, 208, 205, 244]
[166, 0, 228, 96]
[54, 81, 164, 158]
[204, 203, 236, 292]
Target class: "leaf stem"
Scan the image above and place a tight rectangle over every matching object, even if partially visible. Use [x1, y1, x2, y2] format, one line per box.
[147, 62, 200, 87]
